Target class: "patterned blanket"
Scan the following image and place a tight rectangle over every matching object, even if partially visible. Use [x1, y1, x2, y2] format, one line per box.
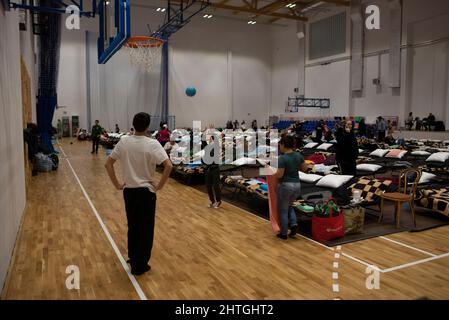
[174, 164, 206, 174]
[348, 177, 393, 202]
[416, 188, 449, 217]
[419, 165, 449, 175]
[220, 175, 268, 199]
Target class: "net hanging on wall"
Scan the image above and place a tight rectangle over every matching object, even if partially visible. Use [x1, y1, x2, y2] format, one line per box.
[124, 36, 164, 72]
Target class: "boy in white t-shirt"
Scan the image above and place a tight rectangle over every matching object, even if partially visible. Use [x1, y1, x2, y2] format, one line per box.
[105, 112, 173, 276]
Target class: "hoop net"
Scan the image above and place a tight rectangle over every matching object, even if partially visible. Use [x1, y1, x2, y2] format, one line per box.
[124, 36, 164, 72]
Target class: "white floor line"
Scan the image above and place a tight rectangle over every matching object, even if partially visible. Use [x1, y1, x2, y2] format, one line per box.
[59, 145, 147, 300]
[382, 252, 449, 273]
[379, 236, 436, 257]
[221, 199, 335, 250]
[341, 253, 383, 273]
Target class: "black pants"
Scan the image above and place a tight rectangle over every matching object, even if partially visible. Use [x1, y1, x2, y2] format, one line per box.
[377, 131, 385, 142]
[205, 166, 221, 203]
[91, 137, 100, 153]
[123, 188, 156, 269]
[340, 161, 357, 176]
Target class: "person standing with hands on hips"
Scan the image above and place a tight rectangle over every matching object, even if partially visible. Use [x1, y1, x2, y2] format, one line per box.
[105, 112, 173, 276]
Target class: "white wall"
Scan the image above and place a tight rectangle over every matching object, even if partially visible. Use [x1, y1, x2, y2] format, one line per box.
[169, 16, 272, 128]
[57, 4, 273, 130]
[56, 0, 449, 129]
[270, 0, 449, 125]
[0, 7, 27, 292]
[270, 21, 301, 116]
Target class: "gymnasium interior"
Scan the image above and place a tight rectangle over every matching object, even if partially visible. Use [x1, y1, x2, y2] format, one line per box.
[1, 0, 449, 302]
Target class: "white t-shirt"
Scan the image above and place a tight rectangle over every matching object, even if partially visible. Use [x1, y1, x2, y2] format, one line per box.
[110, 135, 168, 193]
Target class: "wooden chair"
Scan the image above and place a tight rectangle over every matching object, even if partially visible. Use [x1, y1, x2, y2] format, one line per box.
[378, 168, 422, 228]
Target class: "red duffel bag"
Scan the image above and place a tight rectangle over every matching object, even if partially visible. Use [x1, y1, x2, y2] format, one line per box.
[312, 200, 345, 242]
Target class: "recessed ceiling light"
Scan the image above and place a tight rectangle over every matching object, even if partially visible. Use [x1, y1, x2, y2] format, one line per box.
[156, 8, 161, 12]
[161, 8, 166, 12]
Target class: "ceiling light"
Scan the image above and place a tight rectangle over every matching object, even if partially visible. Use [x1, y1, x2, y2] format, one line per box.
[203, 14, 213, 18]
[161, 8, 166, 12]
[248, 20, 256, 25]
[156, 8, 161, 11]
[286, 3, 296, 8]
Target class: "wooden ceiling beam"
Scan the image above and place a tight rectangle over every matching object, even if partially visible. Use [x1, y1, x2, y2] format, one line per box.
[207, 1, 308, 21]
[320, 0, 350, 6]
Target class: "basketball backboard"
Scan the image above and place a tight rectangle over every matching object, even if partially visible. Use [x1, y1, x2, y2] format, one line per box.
[98, 0, 131, 64]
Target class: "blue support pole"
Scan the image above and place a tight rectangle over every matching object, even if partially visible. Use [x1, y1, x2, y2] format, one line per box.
[161, 40, 169, 123]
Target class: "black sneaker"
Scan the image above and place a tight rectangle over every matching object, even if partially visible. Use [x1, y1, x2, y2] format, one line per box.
[289, 225, 298, 238]
[131, 264, 151, 276]
[276, 234, 288, 240]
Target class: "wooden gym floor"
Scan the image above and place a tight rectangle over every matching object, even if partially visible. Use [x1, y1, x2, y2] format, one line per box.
[2, 139, 449, 300]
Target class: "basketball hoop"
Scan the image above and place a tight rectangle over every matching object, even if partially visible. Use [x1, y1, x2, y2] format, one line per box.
[124, 36, 164, 72]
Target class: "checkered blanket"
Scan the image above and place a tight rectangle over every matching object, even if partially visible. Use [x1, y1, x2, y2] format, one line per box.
[416, 188, 449, 217]
[349, 177, 393, 202]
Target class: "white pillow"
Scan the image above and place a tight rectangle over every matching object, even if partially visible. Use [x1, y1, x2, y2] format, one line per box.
[298, 172, 323, 183]
[411, 150, 431, 156]
[370, 149, 389, 157]
[193, 150, 205, 158]
[356, 164, 382, 172]
[304, 142, 318, 149]
[256, 158, 270, 166]
[419, 172, 437, 184]
[426, 152, 449, 163]
[232, 157, 257, 166]
[317, 143, 333, 151]
[358, 149, 364, 154]
[316, 174, 354, 189]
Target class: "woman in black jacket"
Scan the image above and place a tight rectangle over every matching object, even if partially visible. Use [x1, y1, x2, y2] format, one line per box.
[335, 120, 359, 175]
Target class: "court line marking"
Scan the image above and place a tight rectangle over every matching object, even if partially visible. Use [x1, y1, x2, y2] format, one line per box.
[59, 145, 148, 300]
[218, 197, 384, 270]
[379, 236, 436, 257]
[382, 252, 449, 273]
[190, 181, 449, 275]
[332, 246, 341, 293]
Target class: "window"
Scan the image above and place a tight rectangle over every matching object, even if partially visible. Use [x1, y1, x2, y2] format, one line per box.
[309, 12, 347, 60]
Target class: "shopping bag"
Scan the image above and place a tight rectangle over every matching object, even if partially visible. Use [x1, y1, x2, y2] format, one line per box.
[312, 198, 345, 242]
[343, 206, 365, 235]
